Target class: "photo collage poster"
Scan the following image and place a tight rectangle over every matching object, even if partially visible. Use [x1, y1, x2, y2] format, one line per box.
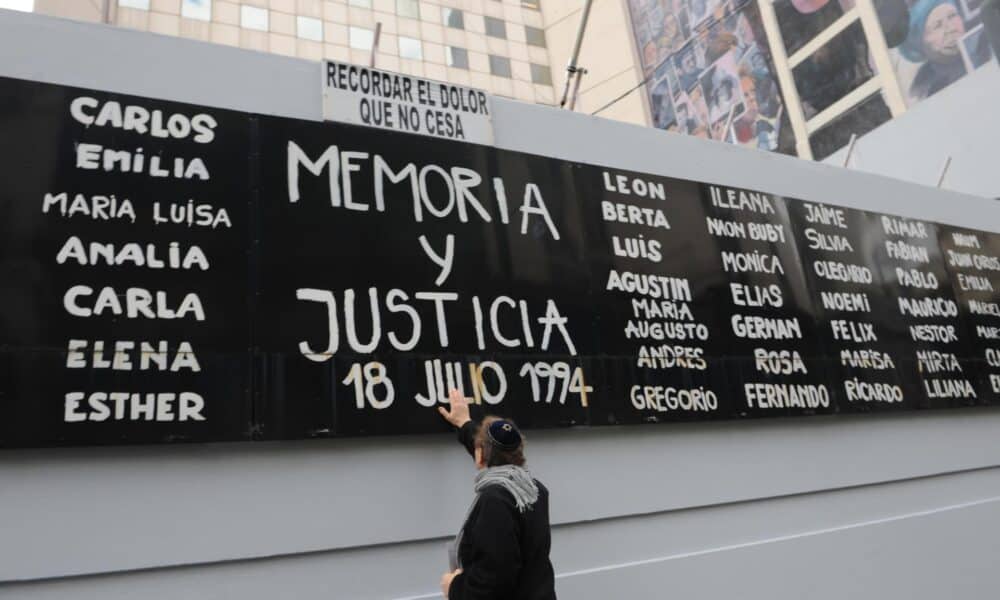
[626, 0, 794, 154]
[875, 0, 997, 105]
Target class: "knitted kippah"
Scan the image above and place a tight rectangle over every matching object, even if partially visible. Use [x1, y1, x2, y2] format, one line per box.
[487, 419, 522, 450]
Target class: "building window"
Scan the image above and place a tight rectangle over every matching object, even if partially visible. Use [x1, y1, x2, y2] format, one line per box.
[240, 5, 268, 31]
[399, 36, 423, 59]
[521, 0, 540, 9]
[350, 26, 374, 50]
[525, 25, 546, 47]
[118, 0, 149, 9]
[791, 21, 874, 118]
[530, 63, 552, 85]
[181, 0, 211, 20]
[489, 54, 512, 77]
[447, 46, 469, 68]
[349, 0, 372, 8]
[442, 8, 464, 29]
[397, 0, 419, 18]
[809, 93, 891, 160]
[484, 16, 507, 39]
[297, 16, 323, 41]
[773, 0, 847, 56]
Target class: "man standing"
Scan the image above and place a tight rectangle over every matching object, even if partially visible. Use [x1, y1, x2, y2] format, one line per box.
[437, 389, 557, 600]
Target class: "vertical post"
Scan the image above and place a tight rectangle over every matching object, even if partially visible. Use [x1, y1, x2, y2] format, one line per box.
[560, 0, 595, 107]
[756, 0, 814, 159]
[568, 68, 587, 111]
[937, 156, 953, 188]
[102, 0, 112, 23]
[842, 133, 858, 167]
[369, 22, 382, 68]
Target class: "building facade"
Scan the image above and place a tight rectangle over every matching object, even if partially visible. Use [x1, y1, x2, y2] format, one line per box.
[19, 0, 557, 105]
[3, 0, 996, 172]
[623, 0, 998, 159]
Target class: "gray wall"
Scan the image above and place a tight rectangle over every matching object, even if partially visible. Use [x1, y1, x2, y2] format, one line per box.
[824, 60, 1000, 200]
[3, 9, 1000, 600]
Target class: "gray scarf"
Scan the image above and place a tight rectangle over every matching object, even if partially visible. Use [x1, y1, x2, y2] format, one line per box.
[450, 465, 540, 570]
[474, 465, 540, 512]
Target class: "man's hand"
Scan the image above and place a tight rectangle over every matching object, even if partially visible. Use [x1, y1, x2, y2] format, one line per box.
[440, 568, 462, 597]
[437, 388, 471, 428]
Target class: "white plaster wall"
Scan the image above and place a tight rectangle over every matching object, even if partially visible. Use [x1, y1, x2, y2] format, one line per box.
[823, 60, 1000, 200]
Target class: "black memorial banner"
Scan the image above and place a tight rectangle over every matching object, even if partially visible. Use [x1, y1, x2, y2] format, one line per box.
[579, 168, 731, 425]
[0, 77, 252, 446]
[702, 184, 833, 418]
[254, 115, 595, 439]
[1, 74, 999, 448]
[787, 202, 917, 412]
[938, 226, 1000, 405]
[869, 216, 982, 408]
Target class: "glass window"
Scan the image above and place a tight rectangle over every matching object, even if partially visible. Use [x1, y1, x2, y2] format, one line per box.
[397, 0, 419, 18]
[484, 16, 507, 38]
[297, 16, 323, 40]
[530, 63, 552, 84]
[525, 25, 546, 47]
[399, 36, 423, 59]
[489, 54, 512, 77]
[521, 0, 540, 9]
[181, 0, 211, 20]
[118, 0, 149, 9]
[809, 93, 891, 159]
[447, 46, 469, 68]
[792, 22, 874, 118]
[773, 0, 846, 56]
[349, 0, 372, 8]
[241, 5, 268, 31]
[350, 26, 375, 50]
[442, 7, 464, 29]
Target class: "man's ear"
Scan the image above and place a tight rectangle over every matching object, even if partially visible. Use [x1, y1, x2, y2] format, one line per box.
[474, 446, 485, 468]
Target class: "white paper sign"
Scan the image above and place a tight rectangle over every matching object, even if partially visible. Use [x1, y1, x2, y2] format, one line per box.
[321, 60, 495, 145]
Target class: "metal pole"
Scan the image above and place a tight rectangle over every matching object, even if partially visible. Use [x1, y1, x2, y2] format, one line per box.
[842, 133, 858, 167]
[102, 0, 112, 24]
[936, 156, 953, 188]
[567, 68, 587, 111]
[369, 22, 382, 68]
[559, 0, 595, 108]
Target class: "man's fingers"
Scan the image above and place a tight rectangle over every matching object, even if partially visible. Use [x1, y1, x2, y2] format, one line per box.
[437, 406, 450, 417]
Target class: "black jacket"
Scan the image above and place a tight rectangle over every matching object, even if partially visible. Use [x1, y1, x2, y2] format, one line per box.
[449, 421, 557, 600]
